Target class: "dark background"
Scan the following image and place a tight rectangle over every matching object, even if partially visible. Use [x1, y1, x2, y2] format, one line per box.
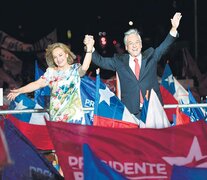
[1, 0, 207, 78]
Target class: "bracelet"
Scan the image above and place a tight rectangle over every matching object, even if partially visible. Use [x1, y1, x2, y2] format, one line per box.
[86, 51, 92, 53]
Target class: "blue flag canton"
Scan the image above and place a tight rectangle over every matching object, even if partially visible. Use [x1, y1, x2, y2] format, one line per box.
[161, 64, 175, 95]
[34, 60, 50, 108]
[80, 76, 96, 125]
[9, 94, 36, 123]
[188, 88, 206, 121]
[96, 79, 125, 120]
[140, 97, 149, 124]
[80, 76, 96, 109]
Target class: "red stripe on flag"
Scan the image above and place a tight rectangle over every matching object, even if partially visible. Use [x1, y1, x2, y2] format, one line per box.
[160, 85, 178, 122]
[6, 115, 54, 150]
[93, 115, 138, 128]
[176, 107, 191, 125]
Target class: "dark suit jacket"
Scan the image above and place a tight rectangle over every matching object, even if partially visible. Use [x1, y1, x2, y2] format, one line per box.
[92, 33, 178, 118]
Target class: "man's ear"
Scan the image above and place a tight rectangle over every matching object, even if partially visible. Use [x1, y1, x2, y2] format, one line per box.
[125, 45, 128, 51]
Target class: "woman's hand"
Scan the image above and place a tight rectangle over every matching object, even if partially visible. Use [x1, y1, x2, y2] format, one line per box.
[7, 89, 21, 101]
[83, 35, 94, 52]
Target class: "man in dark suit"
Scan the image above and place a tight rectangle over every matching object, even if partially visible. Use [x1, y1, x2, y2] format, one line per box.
[84, 12, 182, 119]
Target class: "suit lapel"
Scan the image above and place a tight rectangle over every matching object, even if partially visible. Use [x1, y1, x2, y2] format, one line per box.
[139, 59, 146, 80]
[139, 48, 154, 81]
[123, 55, 137, 79]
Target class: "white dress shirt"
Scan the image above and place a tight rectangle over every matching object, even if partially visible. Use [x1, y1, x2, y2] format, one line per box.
[129, 54, 142, 75]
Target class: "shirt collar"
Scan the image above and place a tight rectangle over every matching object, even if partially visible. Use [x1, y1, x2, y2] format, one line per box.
[129, 54, 142, 61]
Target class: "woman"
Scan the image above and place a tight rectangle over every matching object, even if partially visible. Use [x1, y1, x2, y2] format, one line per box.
[7, 35, 95, 123]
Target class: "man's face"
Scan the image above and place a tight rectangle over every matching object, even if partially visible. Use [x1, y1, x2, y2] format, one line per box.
[125, 34, 142, 57]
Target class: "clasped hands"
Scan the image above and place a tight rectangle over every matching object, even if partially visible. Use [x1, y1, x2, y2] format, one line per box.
[83, 35, 94, 52]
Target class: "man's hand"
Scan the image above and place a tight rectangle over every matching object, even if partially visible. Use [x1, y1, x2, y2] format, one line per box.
[170, 12, 182, 37]
[171, 12, 182, 29]
[83, 35, 94, 52]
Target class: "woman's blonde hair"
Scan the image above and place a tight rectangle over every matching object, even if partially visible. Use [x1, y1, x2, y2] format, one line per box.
[45, 42, 76, 67]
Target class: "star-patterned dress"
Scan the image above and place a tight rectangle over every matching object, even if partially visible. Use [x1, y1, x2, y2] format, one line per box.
[41, 63, 85, 123]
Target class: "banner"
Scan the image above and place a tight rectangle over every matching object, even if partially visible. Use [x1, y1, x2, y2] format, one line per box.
[0, 126, 11, 168]
[0, 48, 23, 75]
[80, 76, 96, 125]
[33, 29, 57, 51]
[46, 120, 207, 180]
[0, 30, 34, 51]
[2, 120, 62, 179]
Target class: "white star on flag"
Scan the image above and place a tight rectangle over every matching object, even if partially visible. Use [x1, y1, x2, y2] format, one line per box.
[165, 74, 174, 86]
[14, 100, 27, 110]
[162, 136, 207, 167]
[99, 87, 114, 105]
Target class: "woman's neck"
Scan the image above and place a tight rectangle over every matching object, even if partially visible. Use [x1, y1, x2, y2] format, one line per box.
[57, 64, 71, 71]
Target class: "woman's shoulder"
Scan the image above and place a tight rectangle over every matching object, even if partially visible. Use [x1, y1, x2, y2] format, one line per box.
[71, 63, 81, 69]
[46, 67, 56, 72]
[43, 67, 57, 77]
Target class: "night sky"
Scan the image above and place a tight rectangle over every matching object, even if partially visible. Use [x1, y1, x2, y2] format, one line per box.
[1, 0, 207, 75]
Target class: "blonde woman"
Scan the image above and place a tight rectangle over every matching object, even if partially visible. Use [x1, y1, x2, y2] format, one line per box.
[7, 35, 94, 123]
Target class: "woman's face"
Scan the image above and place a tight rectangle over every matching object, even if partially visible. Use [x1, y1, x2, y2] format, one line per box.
[52, 47, 69, 68]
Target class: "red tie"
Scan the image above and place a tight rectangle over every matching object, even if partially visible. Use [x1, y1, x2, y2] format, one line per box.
[134, 58, 144, 104]
[134, 58, 140, 79]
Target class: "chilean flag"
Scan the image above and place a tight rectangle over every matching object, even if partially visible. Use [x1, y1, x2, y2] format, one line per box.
[93, 72, 139, 128]
[160, 63, 178, 121]
[6, 94, 53, 150]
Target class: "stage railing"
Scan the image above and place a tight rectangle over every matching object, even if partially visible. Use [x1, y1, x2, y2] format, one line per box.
[0, 104, 207, 115]
[163, 103, 207, 109]
[0, 107, 94, 115]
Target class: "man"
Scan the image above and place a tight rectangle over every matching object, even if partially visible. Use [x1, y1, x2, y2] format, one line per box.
[84, 12, 182, 119]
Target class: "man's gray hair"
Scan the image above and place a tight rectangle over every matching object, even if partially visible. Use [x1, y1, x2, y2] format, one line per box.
[123, 29, 141, 46]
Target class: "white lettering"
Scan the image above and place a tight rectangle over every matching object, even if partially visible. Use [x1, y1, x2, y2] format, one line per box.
[74, 172, 83, 180]
[68, 156, 168, 178]
[134, 162, 146, 174]
[68, 156, 83, 169]
[29, 166, 53, 178]
[157, 163, 167, 175]
[106, 161, 167, 176]
[146, 163, 156, 174]
[124, 163, 134, 175]
[113, 161, 124, 172]
[85, 99, 94, 107]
